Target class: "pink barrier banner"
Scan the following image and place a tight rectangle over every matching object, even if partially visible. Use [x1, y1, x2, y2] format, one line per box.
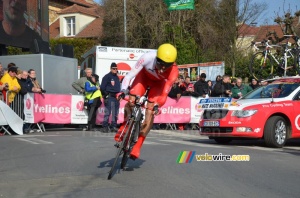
[25, 94, 203, 124]
[35, 94, 72, 124]
[24, 93, 45, 123]
[155, 97, 191, 123]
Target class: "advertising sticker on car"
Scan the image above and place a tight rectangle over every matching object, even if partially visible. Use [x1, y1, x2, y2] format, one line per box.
[198, 98, 232, 109]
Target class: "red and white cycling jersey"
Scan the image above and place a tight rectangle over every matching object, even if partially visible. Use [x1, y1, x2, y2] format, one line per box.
[121, 51, 179, 106]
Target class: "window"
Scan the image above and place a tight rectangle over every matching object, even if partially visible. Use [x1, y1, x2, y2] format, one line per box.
[65, 17, 75, 36]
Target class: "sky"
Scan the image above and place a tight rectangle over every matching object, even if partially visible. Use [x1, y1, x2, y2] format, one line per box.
[252, 0, 300, 25]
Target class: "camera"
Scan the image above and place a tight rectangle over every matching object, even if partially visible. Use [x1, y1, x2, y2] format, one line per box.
[41, 88, 46, 93]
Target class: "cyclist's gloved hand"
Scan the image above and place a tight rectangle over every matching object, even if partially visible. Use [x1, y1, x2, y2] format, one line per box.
[153, 104, 160, 115]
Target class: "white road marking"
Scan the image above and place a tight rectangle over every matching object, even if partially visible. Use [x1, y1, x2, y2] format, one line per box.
[143, 141, 169, 145]
[159, 139, 227, 148]
[13, 135, 72, 138]
[17, 138, 54, 145]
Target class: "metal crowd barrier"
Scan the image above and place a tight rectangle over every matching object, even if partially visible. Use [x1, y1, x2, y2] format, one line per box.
[0, 91, 11, 135]
[5, 91, 45, 134]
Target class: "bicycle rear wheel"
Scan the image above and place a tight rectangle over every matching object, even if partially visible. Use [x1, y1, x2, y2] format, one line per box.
[120, 121, 140, 170]
[249, 52, 275, 80]
[107, 120, 134, 180]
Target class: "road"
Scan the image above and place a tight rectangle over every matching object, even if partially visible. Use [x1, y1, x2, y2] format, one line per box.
[1, 128, 300, 198]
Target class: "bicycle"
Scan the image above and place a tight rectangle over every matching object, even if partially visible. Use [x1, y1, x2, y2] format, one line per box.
[107, 87, 150, 180]
[249, 35, 299, 80]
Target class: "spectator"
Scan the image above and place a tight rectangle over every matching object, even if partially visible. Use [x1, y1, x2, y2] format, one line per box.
[16, 69, 28, 96]
[168, 77, 182, 101]
[161, 77, 182, 131]
[182, 83, 200, 97]
[16, 69, 29, 133]
[179, 76, 191, 92]
[0, 81, 9, 101]
[207, 80, 213, 96]
[72, 68, 93, 94]
[211, 75, 232, 97]
[7, 62, 16, 69]
[100, 62, 121, 132]
[231, 77, 253, 99]
[194, 73, 209, 98]
[0, 66, 20, 104]
[84, 74, 102, 131]
[27, 69, 45, 93]
[215, 75, 222, 84]
[250, 78, 260, 90]
[178, 75, 185, 92]
[0, 62, 4, 79]
[231, 78, 237, 89]
[181, 83, 200, 130]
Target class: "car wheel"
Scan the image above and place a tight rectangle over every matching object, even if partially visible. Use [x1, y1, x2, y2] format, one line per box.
[264, 116, 287, 148]
[213, 137, 232, 144]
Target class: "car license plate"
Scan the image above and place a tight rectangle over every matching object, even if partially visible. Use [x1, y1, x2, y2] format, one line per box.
[203, 121, 220, 127]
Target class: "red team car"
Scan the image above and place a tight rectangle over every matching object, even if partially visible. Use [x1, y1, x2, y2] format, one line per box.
[199, 77, 300, 148]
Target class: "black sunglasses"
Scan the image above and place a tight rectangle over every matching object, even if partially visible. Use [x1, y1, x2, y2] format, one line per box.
[156, 57, 173, 68]
[111, 68, 118, 70]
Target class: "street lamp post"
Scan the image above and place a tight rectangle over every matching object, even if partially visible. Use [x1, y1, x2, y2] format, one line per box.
[124, 0, 127, 47]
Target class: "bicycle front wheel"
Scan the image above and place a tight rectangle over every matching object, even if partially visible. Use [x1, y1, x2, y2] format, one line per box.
[107, 120, 134, 180]
[249, 52, 275, 80]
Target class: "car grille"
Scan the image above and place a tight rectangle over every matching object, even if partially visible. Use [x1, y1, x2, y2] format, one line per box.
[200, 127, 233, 133]
[203, 109, 229, 119]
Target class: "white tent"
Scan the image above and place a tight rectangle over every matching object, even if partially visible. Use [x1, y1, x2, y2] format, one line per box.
[0, 100, 23, 135]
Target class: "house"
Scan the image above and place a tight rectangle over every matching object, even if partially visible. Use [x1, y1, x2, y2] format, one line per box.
[49, 0, 103, 40]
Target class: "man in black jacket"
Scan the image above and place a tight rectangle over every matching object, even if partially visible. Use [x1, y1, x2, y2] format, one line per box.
[211, 75, 232, 97]
[194, 73, 209, 98]
[16, 69, 29, 133]
[168, 77, 182, 100]
[100, 63, 121, 132]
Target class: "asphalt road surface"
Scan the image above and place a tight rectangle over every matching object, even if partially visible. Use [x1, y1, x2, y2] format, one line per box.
[1, 128, 300, 198]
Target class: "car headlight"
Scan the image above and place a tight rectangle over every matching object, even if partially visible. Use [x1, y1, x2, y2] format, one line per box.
[232, 110, 257, 118]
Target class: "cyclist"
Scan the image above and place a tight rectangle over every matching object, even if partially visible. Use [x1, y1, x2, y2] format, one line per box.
[116, 43, 179, 159]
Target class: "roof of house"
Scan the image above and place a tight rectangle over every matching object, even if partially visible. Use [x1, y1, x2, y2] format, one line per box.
[238, 24, 260, 37]
[49, 19, 60, 39]
[75, 17, 103, 38]
[66, 0, 96, 8]
[58, 4, 100, 18]
[254, 25, 284, 42]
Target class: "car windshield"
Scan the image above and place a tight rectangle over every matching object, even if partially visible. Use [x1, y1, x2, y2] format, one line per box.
[242, 82, 300, 99]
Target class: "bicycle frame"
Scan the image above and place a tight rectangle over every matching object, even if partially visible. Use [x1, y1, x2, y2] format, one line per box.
[251, 36, 296, 78]
[107, 87, 149, 180]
